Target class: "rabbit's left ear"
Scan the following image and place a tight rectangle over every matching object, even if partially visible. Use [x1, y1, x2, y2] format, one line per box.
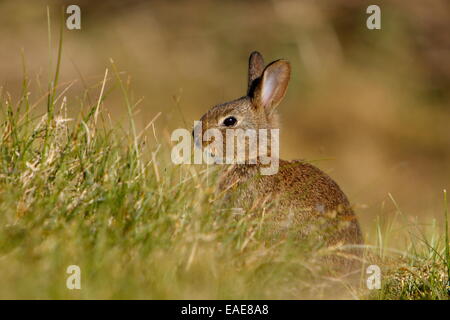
[252, 60, 291, 113]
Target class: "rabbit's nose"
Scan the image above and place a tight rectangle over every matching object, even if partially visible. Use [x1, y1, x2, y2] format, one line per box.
[192, 126, 202, 149]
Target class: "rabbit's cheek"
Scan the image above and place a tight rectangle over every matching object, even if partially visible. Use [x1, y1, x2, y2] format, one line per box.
[202, 139, 211, 149]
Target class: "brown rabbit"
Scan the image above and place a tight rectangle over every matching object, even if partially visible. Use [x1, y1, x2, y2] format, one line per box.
[195, 51, 363, 268]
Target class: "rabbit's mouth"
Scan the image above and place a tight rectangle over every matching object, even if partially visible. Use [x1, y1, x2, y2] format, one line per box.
[192, 122, 221, 150]
[204, 146, 217, 159]
[203, 142, 221, 159]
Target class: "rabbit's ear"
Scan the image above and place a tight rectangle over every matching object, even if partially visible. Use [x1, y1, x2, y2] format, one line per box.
[247, 51, 265, 94]
[252, 60, 290, 113]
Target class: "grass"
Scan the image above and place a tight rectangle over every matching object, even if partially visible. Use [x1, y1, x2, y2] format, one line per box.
[0, 78, 357, 299]
[369, 215, 449, 299]
[0, 26, 448, 300]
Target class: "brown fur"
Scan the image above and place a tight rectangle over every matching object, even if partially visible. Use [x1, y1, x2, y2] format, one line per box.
[196, 51, 363, 270]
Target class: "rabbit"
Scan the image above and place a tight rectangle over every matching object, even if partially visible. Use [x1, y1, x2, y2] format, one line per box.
[195, 51, 363, 269]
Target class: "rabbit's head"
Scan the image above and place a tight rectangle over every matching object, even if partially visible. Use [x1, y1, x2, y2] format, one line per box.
[194, 52, 291, 161]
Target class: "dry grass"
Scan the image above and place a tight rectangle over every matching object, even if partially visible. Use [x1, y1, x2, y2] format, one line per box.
[0, 0, 448, 299]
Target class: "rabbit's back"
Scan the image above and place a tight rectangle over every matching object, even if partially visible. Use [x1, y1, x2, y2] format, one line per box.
[219, 159, 363, 246]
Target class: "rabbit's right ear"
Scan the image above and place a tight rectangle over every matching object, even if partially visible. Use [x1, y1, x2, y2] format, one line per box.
[247, 51, 265, 94]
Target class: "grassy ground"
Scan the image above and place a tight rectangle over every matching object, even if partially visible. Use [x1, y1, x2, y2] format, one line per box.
[0, 37, 448, 299]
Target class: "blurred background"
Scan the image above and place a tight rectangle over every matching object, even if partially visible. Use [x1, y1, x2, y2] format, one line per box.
[1, 0, 449, 239]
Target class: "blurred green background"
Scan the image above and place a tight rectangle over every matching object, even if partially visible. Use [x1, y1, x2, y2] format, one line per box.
[1, 0, 449, 236]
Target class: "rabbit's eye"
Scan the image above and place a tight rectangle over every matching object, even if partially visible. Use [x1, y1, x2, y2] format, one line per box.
[223, 116, 237, 127]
